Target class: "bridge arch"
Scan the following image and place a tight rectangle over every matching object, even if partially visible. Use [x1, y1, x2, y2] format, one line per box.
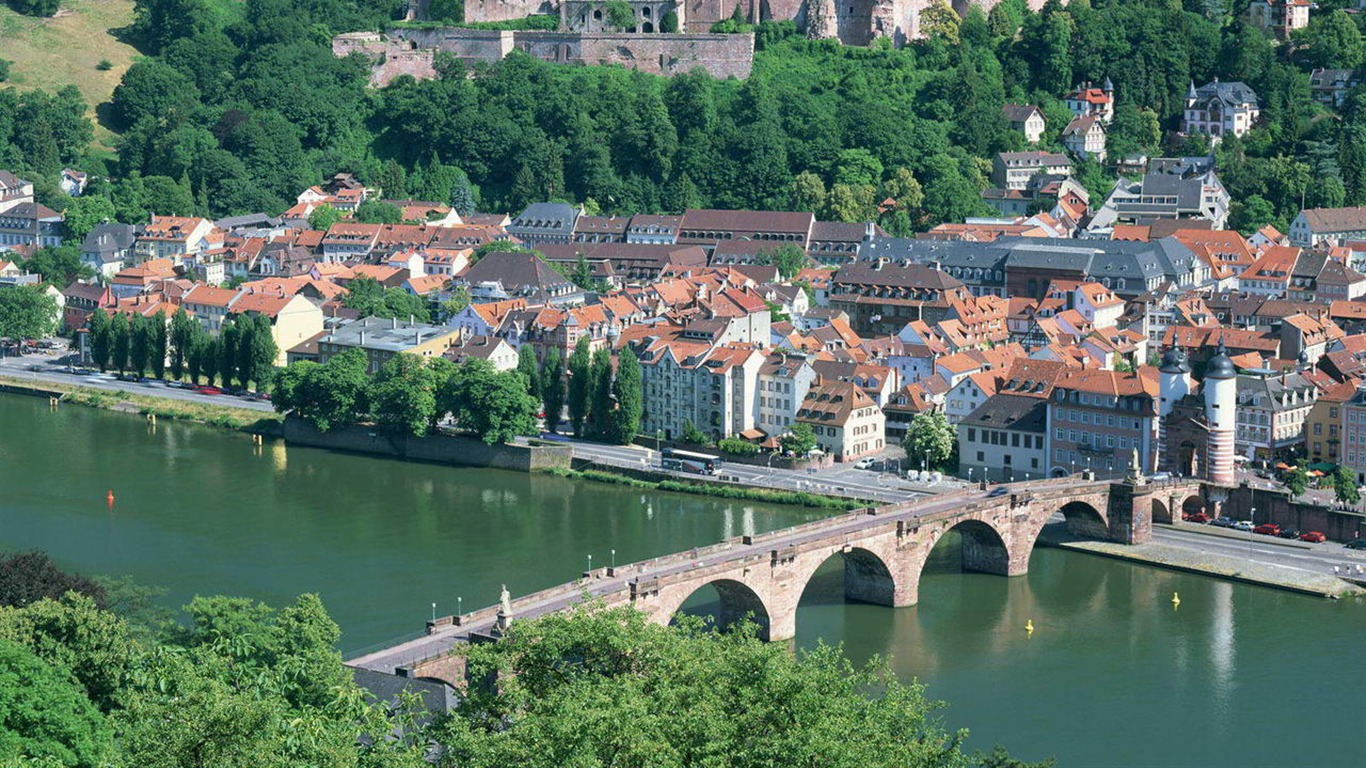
[794, 545, 904, 608]
[1151, 497, 1173, 524]
[1181, 494, 1204, 518]
[919, 518, 1013, 578]
[663, 577, 774, 639]
[1058, 499, 1109, 539]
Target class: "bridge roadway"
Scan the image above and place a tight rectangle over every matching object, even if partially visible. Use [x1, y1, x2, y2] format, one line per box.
[348, 475, 1130, 678]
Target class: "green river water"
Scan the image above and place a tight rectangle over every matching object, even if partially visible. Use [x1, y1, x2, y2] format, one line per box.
[0, 393, 1361, 767]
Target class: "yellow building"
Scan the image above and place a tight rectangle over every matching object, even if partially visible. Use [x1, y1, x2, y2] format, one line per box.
[1304, 380, 1356, 465]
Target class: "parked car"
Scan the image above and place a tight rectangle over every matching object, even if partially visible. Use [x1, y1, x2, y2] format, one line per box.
[1278, 528, 1301, 540]
[987, 486, 1009, 498]
[1182, 512, 1209, 523]
[1300, 531, 1327, 543]
[194, 386, 222, 396]
[1232, 520, 1255, 532]
[1210, 516, 1238, 528]
[854, 457, 876, 470]
[1253, 523, 1281, 536]
[1344, 539, 1366, 550]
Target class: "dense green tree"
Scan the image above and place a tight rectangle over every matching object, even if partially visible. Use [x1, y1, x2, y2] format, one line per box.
[0, 552, 107, 610]
[1334, 466, 1360, 504]
[780, 422, 816, 457]
[307, 204, 342, 232]
[0, 592, 136, 713]
[610, 348, 642, 444]
[128, 314, 151, 376]
[1294, 10, 1364, 70]
[589, 346, 613, 439]
[274, 348, 370, 431]
[109, 59, 201, 131]
[432, 607, 986, 768]
[109, 312, 130, 373]
[0, 285, 58, 339]
[218, 318, 240, 388]
[541, 346, 565, 433]
[448, 361, 540, 444]
[147, 311, 168, 379]
[517, 343, 540, 396]
[62, 195, 117, 242]
[168, 308, 196, 380]
[21, 245, 91, 287]
[88, 309, 112, 371]
[1284, 466, 1309, 496]
[567, 336, 592, 437]
[789, 171, 827, 213]
[903, 411, 956, 472]
[0, 639, 113, 767]
[370, 353, 438, 437]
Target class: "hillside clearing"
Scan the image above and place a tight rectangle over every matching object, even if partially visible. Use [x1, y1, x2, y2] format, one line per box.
[0, 0, 138, 146]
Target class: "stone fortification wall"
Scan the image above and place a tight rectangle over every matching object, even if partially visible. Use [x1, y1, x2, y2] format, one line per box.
[465, 0, 558, 22]
[339, 28, 753, 82]
[515, 31, 753, 77]
[283, 418, 573, 472]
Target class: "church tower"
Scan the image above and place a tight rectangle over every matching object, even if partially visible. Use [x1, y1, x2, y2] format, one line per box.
[1203, 340, 1238, 486]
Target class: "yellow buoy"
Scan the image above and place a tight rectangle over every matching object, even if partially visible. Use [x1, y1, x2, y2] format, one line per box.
[1172, 592, 1181, 607]
[1025, 619, 1034, 635]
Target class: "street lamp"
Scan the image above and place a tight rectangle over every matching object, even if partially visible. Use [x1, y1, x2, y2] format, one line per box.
[587, 554, 593, 574]
[1248, 506, 1256, 558]
[1071, 459, 1077, 475]
[457, 596, 462, 617]
[611, 549, 616, 569]
[431, 602, 436, 622]
[968, 467, 974, 484]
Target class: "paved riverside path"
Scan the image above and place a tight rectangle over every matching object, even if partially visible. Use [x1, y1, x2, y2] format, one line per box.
[347, 477, 1098, 676]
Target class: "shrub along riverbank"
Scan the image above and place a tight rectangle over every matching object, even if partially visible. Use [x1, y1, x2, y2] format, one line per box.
[0, 373, 282, 433]
[547, 466, 869, 511]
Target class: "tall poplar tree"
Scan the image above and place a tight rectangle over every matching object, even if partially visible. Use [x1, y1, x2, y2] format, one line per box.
[590, 347, 613, 440]
[541, 346, 565, 434]
[567, 337, 592, 437]
[611, 349, 642, 445]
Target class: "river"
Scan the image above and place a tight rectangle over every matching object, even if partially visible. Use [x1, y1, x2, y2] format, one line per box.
[1, 393, 1361, 767]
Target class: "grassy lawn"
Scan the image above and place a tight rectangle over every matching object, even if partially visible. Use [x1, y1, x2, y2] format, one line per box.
[0, 0, 139, 146]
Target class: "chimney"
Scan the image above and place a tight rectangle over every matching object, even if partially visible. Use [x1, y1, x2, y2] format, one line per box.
[360, 330, 367, 346]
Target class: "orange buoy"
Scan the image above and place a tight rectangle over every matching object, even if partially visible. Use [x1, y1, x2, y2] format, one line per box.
[106, 490, 115, 508]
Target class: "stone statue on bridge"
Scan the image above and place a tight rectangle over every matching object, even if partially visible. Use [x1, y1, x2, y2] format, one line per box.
[495, 584, 513, 636]
[1128, 448, 1145, 485]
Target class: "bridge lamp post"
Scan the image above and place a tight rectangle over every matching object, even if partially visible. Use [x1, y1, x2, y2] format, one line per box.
[611, 549, 616, 569]
[432, 602, 436, 623]
[587, 554, 593, 574]
[968, 467, 974, 484]
[457, 596, 462, 617]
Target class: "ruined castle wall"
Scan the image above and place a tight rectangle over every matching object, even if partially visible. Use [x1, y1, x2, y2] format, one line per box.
[390, 27, 517, 60]
[344, 28, 752, 82]
[464, 0, 557, 22]
[517, 31, 753, 77]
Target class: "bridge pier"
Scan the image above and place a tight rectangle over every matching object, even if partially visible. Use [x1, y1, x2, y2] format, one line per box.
[1107, 483, 1155, 545]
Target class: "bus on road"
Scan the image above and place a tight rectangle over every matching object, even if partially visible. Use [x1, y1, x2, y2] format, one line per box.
[662, 449, 720, 475]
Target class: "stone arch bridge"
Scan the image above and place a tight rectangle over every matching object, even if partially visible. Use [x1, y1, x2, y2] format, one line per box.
[349, 477, 1206, 687]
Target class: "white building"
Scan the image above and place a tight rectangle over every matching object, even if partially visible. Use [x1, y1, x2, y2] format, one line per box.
[795, 380, 886, 462]
[1003, 104, 1046, 144]
[636, 340, 764, 443]
[1061, 116, 1106, 162]
[1289, 207, 1366, 248]
[756, 352, 817, 434]
[1183, 80, 1260, 141]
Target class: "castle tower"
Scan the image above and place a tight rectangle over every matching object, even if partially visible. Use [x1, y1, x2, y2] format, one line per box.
[1203, 340, 1237, 486]
[1157, 345, 1191, 472]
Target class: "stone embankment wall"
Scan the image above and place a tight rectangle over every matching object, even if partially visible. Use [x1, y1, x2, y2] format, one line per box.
[333, 28, 753, 83]
[283, 418, 572, 472]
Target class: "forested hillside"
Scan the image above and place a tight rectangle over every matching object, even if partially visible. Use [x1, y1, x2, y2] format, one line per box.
[2, 0, 1364, 234]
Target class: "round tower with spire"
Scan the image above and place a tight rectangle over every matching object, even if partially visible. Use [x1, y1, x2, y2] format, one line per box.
[1156, 345, 1191, 473]
[1203, 339, 1238, 486]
